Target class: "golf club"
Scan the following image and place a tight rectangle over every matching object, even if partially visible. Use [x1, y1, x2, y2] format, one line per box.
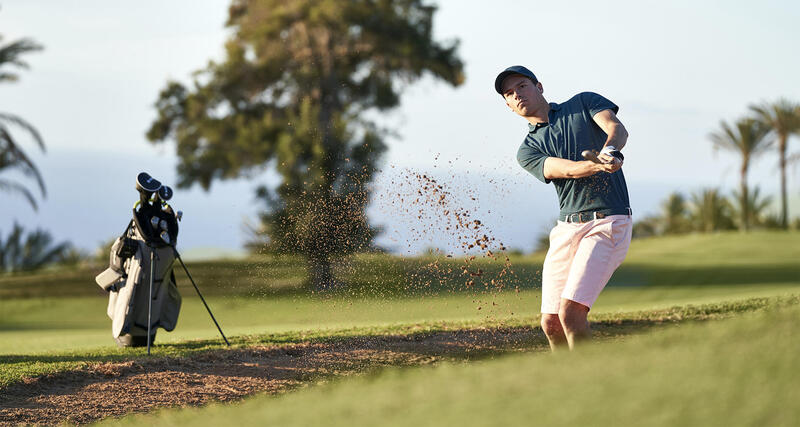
[581, 149, 603, 164]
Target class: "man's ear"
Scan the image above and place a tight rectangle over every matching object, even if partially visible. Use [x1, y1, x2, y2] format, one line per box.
[537, 82, 544, 93]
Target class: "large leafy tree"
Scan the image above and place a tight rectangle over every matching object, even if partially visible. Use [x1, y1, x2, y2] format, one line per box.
[0, 34, 46, 210]
[749, 99, 800, 228]
[709, 118, 771, 231]
[147, 0, 464, 289]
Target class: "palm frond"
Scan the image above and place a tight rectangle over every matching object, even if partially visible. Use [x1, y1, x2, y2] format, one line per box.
[0, 112, 45, 151]
[0, 37, 43, 83]
[0, 178, 39, 210]
[0, 123, 47, 196]
[0, 222, 70, 272]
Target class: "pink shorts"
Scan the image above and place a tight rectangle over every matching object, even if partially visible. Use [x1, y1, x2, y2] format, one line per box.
[540, 215, 632, 314]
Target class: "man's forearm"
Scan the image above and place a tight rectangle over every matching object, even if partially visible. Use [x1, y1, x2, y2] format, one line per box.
[603, 124, 628, 151]
[543, 157, 615, 179]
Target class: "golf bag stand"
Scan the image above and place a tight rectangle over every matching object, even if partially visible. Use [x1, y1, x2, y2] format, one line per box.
[96, 173, 229, 352]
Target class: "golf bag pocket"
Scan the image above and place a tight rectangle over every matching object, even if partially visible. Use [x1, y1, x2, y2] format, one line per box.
[95, 268, 124, 292]
[109, 247, 144, 337]
[160, 272, 182, 332]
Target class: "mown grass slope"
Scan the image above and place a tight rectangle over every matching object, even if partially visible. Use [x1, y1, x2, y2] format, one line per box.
[1, 232, 798, 355]
[103, 300, 800, 427]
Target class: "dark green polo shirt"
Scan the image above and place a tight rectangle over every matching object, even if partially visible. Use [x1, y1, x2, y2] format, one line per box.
[516, 92, 630, 216]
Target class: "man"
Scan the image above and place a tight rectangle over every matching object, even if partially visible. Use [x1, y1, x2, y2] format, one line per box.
[495, 65, 632, 351]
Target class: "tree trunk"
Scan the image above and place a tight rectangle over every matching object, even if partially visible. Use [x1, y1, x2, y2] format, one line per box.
[307, 255, 336, 291]
[740, 160, 749, 232]
[779, 135, 788, 229]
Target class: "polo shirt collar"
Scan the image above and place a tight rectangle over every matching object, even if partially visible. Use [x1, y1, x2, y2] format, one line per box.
[527, 102, 561, 133]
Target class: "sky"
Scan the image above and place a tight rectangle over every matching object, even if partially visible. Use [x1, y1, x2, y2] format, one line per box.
[2, 0, 800, 255]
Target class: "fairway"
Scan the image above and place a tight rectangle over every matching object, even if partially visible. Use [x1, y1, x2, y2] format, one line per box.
[1, 232, 799, 425]
[2, 231, 798, 355]
[2, 283, 800, 355]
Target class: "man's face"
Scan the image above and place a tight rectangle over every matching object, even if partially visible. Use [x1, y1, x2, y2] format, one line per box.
[501, 75, 544, 117]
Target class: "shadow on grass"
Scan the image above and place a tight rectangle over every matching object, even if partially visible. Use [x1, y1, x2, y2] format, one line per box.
[609, 263, 800, 287]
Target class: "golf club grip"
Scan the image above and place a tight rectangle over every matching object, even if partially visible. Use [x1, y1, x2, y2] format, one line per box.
[581, 150, 603, 164]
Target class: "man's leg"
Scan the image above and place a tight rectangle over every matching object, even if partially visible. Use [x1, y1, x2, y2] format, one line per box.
[539, 221, 576, 352]
[541, 313, 568, 351]
[559, 216, 633, 349]
[558, 298, 590, 349]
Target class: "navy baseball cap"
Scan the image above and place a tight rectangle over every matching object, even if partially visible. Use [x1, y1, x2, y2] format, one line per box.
[494, 65, 537, 95]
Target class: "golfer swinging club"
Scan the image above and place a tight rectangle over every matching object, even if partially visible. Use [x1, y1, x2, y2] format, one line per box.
[495, 66, 632, 350]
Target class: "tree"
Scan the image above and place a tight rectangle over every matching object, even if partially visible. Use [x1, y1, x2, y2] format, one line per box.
[689, 188, 735, 232]
[709, 118, 771, 231]
[147, 0, 464, 289]
[731, 186, 773, 229]
[0, 222, 71, 272]
[750, 99, 800, 228]
[0, 34, 46, 210]
[660, 192, 690, 234]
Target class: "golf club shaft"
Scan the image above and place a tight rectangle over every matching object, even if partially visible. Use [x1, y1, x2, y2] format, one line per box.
[147, 249, 154, 355]
[174, 250, 230, 346]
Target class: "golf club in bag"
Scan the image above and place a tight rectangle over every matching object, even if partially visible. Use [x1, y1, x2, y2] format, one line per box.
[95, 172, 229, 353]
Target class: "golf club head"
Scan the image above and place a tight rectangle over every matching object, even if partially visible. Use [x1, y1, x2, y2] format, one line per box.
[176, 211, 183, 222]
[150, 216, 160, 229]
[136, 172, 162, 193]
[159, 230, 171, 246]
[581, 150, 603, 164]
[136, 173, 162, 207]
[158, 185, 173, 201]
[159, 219, 168, 231]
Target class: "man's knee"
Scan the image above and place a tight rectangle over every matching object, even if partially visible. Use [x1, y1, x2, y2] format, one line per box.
[558, 300, 589, 332]
[541, 314, 563, 336]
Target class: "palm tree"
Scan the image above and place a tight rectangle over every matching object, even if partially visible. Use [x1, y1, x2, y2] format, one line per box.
[689, 188, 735, 232]
[0, 34, 45, 210]
[750, 99, 800, 228]
[709, 118, 771, 231]
[0, 222, 71, 272]
[661, 192, 690, 234]
[731, 186, 773, 229]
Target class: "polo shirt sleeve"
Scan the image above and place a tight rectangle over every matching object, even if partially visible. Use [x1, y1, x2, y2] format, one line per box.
[517, 142, 551, 184]
[580, 92, 619, 117]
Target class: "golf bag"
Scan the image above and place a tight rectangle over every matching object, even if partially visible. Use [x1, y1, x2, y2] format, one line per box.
[95, 178, 182, 347]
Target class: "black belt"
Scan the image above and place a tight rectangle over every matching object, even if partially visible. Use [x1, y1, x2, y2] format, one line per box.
[559, 207, 632, 223]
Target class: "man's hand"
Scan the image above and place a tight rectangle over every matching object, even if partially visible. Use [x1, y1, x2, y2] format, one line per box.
[596, 158, 622, 173]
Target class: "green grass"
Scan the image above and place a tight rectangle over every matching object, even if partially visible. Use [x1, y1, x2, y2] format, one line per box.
[100, 299, 800, 427]
[2, 293, 798, 392]
[1, 231, 799, 356]
[3, 231, 798, 298]
[1, 231, 798, 394]
[3, 283, 799, 355]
